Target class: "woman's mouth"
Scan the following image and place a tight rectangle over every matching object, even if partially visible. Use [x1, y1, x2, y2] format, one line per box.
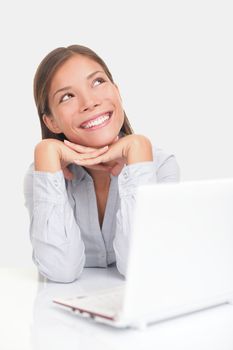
[80, 111, 113, 131]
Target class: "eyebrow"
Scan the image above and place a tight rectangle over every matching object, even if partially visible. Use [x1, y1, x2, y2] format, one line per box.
[87, 70, 105, 79]
[53, 70, 105, 99]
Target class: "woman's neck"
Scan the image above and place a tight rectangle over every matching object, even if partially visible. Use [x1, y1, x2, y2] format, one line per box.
[85, 168, 111, 190]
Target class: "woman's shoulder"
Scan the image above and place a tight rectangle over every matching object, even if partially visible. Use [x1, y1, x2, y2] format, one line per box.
[24, 162, 34, 180]
[23, 162, 66, 193]
[152, 144, 175, 165]
[23, 163, 34, 197]
[152, 144, 180, 182]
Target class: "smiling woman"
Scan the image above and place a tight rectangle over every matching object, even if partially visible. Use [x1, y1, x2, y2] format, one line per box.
[24, 44, 180, 283]
[42, 54, 125, 148]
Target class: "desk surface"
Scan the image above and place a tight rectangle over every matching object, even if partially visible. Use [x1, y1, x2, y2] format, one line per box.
[1, 266, 233, 350]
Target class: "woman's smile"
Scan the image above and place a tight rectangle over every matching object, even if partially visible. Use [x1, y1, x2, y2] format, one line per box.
[80, 111, 113, 131]
[46, 54, 124, 146]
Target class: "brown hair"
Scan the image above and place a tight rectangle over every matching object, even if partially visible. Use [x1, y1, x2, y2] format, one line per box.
[33, 44, 134, 140]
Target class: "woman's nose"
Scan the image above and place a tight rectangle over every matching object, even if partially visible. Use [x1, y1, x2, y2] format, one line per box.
[79, 92, 101, 112]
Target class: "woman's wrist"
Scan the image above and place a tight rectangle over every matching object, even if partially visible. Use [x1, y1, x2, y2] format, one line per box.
[124, 135, 153, 165]
[34, 139, 62, 172]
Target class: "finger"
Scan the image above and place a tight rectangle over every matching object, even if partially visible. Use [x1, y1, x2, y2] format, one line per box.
[74, 146, 121, 166]
[74, 155, 107, 166]
[64, 140, 106, 154]
[78, 146, 109, 160]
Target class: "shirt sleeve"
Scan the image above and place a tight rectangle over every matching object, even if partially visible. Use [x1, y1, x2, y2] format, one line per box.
[113, 151, 180, 277]
[23, 164, 85, 283]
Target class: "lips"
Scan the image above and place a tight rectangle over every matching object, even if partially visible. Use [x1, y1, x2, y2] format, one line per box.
[80, 111, 113, 129]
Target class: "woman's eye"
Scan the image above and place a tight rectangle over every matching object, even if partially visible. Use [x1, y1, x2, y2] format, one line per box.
[60, 93, 74, 103]
[93, 77, 105, 86]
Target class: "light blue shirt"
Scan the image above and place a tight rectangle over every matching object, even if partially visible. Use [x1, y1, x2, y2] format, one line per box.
[24, 146, 180, 283]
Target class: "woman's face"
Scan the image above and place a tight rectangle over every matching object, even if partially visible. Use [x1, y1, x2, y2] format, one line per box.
[45, 54, 125, 147]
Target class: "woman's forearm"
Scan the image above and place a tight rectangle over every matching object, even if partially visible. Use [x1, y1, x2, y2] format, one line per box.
[34, 139, 62, 172]
[125, 135, 153, 165]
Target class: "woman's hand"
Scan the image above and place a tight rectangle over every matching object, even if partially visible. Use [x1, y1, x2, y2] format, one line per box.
[64, 134, 153, 176]
[34, 135, 153, 180]
[34, 139, 110, 180]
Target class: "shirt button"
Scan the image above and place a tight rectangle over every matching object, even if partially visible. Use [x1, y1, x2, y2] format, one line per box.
[123, 172, 128, 179]
[54, 180, 59, 187]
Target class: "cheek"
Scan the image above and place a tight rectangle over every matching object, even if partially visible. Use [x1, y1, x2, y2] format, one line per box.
[55, 104, 78, 126]
[101, 85, 122, 104]
[114, 96, 124, 119]
[113, 100, 124, 128]
[119, 110, 125, 129]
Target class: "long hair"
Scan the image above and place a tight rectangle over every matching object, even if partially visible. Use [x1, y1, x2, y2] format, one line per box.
[33, 45, 134, 140]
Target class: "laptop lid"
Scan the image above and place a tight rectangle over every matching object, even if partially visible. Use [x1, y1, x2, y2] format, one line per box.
[122, 178, 233, 325]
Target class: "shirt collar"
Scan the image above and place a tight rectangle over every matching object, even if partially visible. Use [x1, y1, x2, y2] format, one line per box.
[69, 164, 92, 185]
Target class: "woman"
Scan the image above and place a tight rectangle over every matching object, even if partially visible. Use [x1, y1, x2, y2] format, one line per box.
[24, 44, 180, 283]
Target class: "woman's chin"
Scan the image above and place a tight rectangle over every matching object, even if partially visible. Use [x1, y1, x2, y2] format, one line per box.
[100, 135, 119, 146]
[81, 135, 120, 148]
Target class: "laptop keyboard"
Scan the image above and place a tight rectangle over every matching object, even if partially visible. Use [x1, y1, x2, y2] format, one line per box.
[54, 286, 125, 318]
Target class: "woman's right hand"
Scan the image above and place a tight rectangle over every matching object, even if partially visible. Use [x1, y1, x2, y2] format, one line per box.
[34, 139, 110, 180]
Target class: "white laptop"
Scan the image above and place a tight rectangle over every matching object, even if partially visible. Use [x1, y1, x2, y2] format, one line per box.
[53, 178, 233, 329]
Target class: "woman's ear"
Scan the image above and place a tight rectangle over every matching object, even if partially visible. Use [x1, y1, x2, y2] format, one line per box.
[42, 114, 62, 134]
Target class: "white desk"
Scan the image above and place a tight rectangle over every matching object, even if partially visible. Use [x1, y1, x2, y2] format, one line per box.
[1, 266, 233, 350]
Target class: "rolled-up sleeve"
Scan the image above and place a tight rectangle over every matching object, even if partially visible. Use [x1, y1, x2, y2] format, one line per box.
[24, 165, 85, 283]
[113, 152, 180, 277]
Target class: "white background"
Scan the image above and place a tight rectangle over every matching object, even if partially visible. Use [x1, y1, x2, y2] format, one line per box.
[0, 0, 232, 267]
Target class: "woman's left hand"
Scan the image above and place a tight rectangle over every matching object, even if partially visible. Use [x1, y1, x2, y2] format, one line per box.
[64, 134, 153, 176]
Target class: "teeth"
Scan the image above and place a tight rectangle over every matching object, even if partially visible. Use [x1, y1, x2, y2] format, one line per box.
[82, 113, 110, 129]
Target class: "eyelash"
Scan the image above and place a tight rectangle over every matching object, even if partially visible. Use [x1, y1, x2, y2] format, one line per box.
[60, 93, 74, 103]
[59, 77, 106, 103]
[95, 77, 106, 85]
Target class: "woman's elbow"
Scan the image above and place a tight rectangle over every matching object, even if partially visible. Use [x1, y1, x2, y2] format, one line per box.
[35, 255, 85, 283]
[115, 258, 127, 278]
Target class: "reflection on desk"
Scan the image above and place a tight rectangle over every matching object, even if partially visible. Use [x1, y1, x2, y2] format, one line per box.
[0, 267, 233, 350]
[32, 265, 125, 350]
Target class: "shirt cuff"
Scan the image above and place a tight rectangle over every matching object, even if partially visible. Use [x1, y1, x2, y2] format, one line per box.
[33, 170, 67, 203]
[118, 161, 157, 196]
